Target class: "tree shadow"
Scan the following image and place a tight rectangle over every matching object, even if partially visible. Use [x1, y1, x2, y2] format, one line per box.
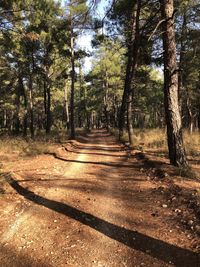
[7, 176, 200, 267]
[49, 152, 134, 169]
[64, 146, 128, 158]
[0, 245, 51, 267]
[134, 152, 169, 178]
[67, 142, 125, 152]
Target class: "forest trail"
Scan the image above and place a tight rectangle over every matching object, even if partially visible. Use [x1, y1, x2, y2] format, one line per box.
[0, 130, 199, 267]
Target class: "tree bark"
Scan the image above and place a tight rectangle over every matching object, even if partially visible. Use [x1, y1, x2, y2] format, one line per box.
[70, 28, 75, 139]
[178, 10, 187, 99]
[14, 79, 21, 135]
[29, 73, 34, 139]
[20, 76, 28, 137]
[118, 0, 141, 146]
[3, 110, 7, 128]
[104, 71, 110, 131]
[46, 82, 51, 134]
[64, 82, 70, 130]
[160, 0, 187, 166]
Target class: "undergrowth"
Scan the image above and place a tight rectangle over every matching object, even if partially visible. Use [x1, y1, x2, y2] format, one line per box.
[0, 128, 90, 157]
[111, 128, 200, 157]
[178, 165, 199, 180]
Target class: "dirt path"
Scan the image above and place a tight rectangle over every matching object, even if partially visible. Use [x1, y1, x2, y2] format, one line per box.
[0, 130, 199, 267]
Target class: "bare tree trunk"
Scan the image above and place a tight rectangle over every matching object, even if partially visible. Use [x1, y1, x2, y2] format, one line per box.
[198, 106, 200, 131]
[118, 0, 141, 146]
[44, 80, 47, 116]
[118, 86, 127, 139]
[29, 74, 34, 139]
[64, 82, 70, 130]
[3, 110, 7, 128]
[46, 83, 51, 134]
[178, 10, 187, 99]
[14, 81, 20, 135]
[160, 0, 187, 166]
[103, 71, 110, 131]
[20, 76, 28, 137]
[70, 28, 75, 139]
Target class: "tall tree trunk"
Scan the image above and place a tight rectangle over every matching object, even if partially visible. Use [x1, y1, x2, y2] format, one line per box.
[178, 10, 187, 99]
[3, 110, 7, 128]
[64, 82, 70, 130]
[44, 80, 47, 116]
[198, 105, 200, 131]
[46, 83, 51, 134]
[70, 28, 75, 139]
[104, 71, 110, 131]
[20, 76, 28, 137]
[29, 74, 34, 139]
[119, 0, 141, 146]
[14, 81, 20, 135]
[118, 86, 127, 139]
[160, 0, 187, 166]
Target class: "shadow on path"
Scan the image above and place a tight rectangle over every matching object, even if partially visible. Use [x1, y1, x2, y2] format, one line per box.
[7, 176, 200, 267]
[64, 146, 128, 158]
[48, 153, 133, 169]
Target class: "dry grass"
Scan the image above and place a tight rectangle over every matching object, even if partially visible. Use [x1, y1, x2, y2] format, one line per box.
[183, 130, 200, 156]
[111, 128, 200, 156]
[110, 128, 200, 179]
[0, 128, 90, 158]
[0, 137, 55, 157]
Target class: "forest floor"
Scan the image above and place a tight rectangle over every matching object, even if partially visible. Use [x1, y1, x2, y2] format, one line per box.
[0, 129, 200, 267]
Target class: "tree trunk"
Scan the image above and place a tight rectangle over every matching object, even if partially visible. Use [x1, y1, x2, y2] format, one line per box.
[46, 84, 51, 134]
[64, 82, 70, 130]
[3, 110, 7, 128]
[29, 74, 34, 138]
[14, 78, 21, 135]
[118, 1, 141, 146]
[198, 105, 200, 131]
[70, 29, 75, 139]
[178, 10, 187, 99]
[160, 0, 187, 166]
[103, 71, 110, 131]
[44, 80, 47, 116]
[20, 76, 28, 137]
[118, 85, 127, 140]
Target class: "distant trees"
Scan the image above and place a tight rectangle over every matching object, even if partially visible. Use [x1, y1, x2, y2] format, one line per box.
[87, 38, 124, 130]
[176, 1, 200, 133]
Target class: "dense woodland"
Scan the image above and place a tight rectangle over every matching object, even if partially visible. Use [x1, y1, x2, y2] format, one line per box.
[0, 0, 200, 167]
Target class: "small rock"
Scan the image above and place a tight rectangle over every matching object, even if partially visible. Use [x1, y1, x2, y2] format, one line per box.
[188, 220, 194, 226]
[175, 209, 182, 213]
[162, 204, 168, 208]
